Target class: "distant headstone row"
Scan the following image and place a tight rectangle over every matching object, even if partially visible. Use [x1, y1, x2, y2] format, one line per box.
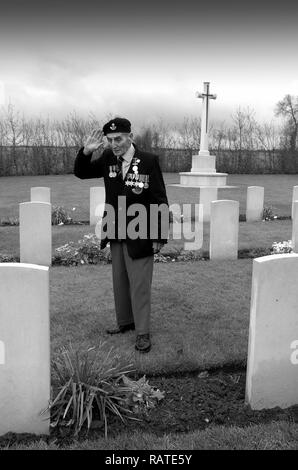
[197, 185, 264, 224]
[18, 184, 298, 261]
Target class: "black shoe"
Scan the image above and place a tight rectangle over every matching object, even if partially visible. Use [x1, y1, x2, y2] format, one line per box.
[135, 334, 151, 353]
[106, 323, 135, 335]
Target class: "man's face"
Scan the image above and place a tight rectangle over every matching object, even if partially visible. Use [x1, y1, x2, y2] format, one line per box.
[106, 132, 133, 157]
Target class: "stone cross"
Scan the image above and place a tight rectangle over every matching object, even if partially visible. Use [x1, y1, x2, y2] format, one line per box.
[196, 82, 217, 157]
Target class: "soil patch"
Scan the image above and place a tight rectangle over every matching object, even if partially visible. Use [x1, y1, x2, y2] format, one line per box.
[105, 369, 298, 437]
[1, 368, 297, 448]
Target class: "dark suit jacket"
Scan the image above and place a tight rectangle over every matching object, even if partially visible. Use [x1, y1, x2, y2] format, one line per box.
[74, 145, 169, 259]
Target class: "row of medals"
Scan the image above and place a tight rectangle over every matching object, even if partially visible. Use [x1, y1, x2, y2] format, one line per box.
[109, 157, 149, 194]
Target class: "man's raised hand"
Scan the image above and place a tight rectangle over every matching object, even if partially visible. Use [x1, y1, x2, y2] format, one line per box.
[83, 129, 104, 155]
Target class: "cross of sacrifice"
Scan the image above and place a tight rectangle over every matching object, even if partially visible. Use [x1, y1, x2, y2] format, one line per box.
[196, 82, 217, 156]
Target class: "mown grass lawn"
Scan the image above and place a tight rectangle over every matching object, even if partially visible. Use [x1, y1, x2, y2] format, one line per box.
[5, 421, 298, 450]
[1, 173, 298, 220]
[49, 260, 252, 375]
[0, 219, 292, 257]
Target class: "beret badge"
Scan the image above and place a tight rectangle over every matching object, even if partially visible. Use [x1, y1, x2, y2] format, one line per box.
[110, 123, 117, 130]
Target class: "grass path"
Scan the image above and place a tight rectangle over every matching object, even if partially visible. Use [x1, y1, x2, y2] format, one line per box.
[49, 260, 252, 375]
[4, 421, 298, 450]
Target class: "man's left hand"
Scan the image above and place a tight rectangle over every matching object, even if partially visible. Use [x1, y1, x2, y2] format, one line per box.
[153, 242, 163, 254]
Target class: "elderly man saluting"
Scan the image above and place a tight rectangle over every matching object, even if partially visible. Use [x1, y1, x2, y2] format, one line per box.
[74, 117, 169, 353]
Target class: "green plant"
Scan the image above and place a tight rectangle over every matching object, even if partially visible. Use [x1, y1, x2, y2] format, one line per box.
[121, 375, 165, 415]
[43, 343, 136, 437]
[54, 235, 112, 265]
[0, 216, 19, 226]
[52, 206, 73, 225]
[0, 253, 19, 262]
[262, 206, 277, 221]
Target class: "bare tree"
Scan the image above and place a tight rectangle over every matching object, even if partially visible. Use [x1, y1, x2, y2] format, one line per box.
[176, 116, 201, 150]
[231, 106, 257, 151]
[4, 103, 24, 146]
[275, 94, 298, 152]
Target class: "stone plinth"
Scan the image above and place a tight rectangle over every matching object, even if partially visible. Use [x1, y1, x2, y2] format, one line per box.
[179, 152, 228, 187]
[183, 203, 203, 251]
[246, 254, 298, 410]
[179, 172, 228, 187]
[191, 155, 216, 173]
[0, 263, 50, 436]
[200, 187, 218, 222]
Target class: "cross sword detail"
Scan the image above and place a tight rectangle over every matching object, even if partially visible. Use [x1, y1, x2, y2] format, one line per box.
[196, 82, 217, 133]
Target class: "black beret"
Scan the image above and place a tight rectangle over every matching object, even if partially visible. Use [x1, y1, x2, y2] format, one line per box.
[102, 117, 131, 135]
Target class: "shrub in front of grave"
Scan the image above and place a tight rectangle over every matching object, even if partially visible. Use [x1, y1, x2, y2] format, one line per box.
[44, 343, 164, 437]
[77, 234, 111, 264]
[154, 247, 206, 263]
[121, 375, 165, 416]
[238, 247, 272, 258]
[0, 253, 19, 262]
[262, 205, 277, 221]
[54, 234, 112, 265]
[54, 240, 207, 265]
[51, 205, 74, 225]
[271, 240, 293, 254]
[0, 216, 19, 226]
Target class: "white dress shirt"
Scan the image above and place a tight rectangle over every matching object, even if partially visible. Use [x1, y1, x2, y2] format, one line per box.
[120, 144, 135, 178]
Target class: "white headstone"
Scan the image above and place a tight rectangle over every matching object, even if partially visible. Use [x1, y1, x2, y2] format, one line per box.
[246, 254, 298, 409]
[90, 187, 105, 226]
[0, 263, 50, 435]
[292, 200, 298, 253]
[246, 186, 264, 222]
[200, 187, 218, 222]
[291, 186, 298, 219]
[209, 200, 239, 260]
[30, 187, 51, 203]
[20, 202, 52, 266]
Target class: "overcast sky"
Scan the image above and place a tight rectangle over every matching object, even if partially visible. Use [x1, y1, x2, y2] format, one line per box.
[0, 0, 297, 128]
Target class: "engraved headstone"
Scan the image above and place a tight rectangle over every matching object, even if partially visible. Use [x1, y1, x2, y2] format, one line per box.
[246, 254, 298, 409]
[209, 200, 239, 260]
[30, 187, 51, 203]
[246, 186, 264, 222]
[90, 187, 105, 226]
[20, 202, 52, 266]
[0, 263, 50, 435]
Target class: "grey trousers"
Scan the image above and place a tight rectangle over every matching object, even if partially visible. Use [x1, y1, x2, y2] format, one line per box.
[110, 241, 154, 335]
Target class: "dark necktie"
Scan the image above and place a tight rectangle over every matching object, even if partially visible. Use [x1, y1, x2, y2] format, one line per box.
[117, 156, 124, 179]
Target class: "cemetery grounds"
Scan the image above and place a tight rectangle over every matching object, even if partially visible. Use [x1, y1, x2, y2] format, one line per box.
[0, 173, 298, 450]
